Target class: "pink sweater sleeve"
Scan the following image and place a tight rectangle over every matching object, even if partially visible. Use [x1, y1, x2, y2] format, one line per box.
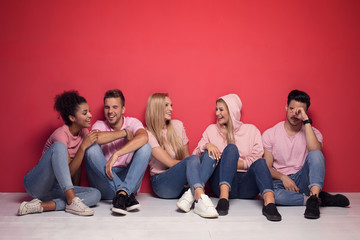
[240, 127, 264, 170]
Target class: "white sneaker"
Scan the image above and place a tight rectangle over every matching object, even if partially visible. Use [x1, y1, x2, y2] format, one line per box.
[18, 198, 43, 216]
[194, 194, 219, 218]
[176, 189, 195, 212]
[65, 197, 94, 216]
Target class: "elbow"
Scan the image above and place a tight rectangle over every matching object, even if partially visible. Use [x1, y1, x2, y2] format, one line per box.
[308, 144, 322, 152]
[137, 134, 148, 146]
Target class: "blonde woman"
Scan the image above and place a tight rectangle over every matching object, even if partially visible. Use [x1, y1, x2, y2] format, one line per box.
[193, 94, 281, 221]
[145, 93, 218, 218]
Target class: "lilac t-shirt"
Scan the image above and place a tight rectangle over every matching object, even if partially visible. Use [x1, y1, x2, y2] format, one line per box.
[262, 121, 323, 175]
[147, 120, 189, 176]
[43, 124, 89, 161]
[92, 116, 144, 167]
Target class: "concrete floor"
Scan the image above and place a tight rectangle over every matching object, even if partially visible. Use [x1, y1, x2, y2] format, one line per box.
[0, 192, 359, 240]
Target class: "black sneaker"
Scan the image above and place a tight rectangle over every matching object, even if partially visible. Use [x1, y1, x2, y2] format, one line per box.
[126, 194, 140, 211]
[112, 193, 127, 215]
[304, 195, 320, 219]
[319, 191, 350, 207]
[216, 198, 229, 216]
[262, 203, 282, 221]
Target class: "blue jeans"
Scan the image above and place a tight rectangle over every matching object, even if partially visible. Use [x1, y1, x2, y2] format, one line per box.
[273, 150, 325, 206]
[24, 142, 101, 211]
[151, 154, 216, 199]
[209, 144, 274, 199]
[85, 143, 152, 200]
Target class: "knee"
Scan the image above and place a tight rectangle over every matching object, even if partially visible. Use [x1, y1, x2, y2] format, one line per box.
[251, 158, 268, 170]
[308, 150, 324, 160]
[51, 142, 67, 154]
[200, 151, 216, 163]
[186, 155, 200, 166]
[307, 150, 325, 165]
[84, 143, 102, 160]
[188, 155, 200, 161]
[201, 150, 214, 161]
[224, 144, 238, 153]
[136, 144, 152, 157]
[223, 144, 239, 158]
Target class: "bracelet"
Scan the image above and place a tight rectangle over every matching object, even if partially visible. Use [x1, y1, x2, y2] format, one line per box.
[124, 129, 128, 138]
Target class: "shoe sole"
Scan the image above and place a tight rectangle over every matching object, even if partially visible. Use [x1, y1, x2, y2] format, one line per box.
[65, 209, 94, 216]
[194, 208, 219, 218]
[304, 214, 320, 219]
[127, 204, 140, 211]
[263, 213, 281, 221]
[217, 210, 228, 216]
[112, 207, 127, 215]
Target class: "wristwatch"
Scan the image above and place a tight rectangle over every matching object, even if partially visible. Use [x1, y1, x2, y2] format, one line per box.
[303, 118, 312, 125]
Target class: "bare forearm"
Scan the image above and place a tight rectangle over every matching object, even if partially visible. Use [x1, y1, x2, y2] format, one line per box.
[270, 168, 286, 181]
[305, 124, 322, 151]
[114, 132, 148, 157]
[96, 130, 126, 145]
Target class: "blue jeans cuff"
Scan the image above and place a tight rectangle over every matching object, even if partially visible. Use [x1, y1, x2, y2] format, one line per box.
[192, 183, 204, 193]
[308, 183, 323, 191]
[261, 189, 274, 197]
[219, 181, 231, 191]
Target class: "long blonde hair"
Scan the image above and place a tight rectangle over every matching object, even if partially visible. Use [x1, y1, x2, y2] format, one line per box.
[145, 93, 185, 160]
[217, 98, 235, 144]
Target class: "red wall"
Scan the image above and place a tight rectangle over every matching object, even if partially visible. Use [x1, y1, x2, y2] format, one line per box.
[1, 0, 359, 192]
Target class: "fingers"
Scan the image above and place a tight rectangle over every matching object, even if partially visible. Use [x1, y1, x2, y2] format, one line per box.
[208, 149, 221, 161]
[105, 163, 113, 179]
[294, 107, 308, 121]
[285, 184, 299, 192]
[87, 131, 99, 143]
[206, 143, 222, 161]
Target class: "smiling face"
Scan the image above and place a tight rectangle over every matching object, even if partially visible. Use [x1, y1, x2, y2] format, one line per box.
[216, 101, 230, 126]
[286, 100, 308, 127]
[70, 102, 92, 128]
[104, 97, 125, 128]
[164, 96, 173, 121]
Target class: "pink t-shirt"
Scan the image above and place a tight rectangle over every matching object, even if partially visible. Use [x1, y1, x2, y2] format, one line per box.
[147, 120, 189, 176]
[43, 124, 89, 161]
[91, 117, 144, 167]
[262, 121, 323, 175]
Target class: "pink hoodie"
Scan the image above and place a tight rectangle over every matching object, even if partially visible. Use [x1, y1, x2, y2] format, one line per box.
[192, 94, 263, 171]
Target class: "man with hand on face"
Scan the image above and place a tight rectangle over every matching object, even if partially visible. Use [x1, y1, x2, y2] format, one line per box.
[84, 89, 152, 215]
[262, 89, 349, 219]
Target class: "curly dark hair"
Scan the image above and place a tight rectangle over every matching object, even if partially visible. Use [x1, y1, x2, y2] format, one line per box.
[54, 90, 87, 126]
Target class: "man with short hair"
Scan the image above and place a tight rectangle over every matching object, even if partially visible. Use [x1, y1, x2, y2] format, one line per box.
[85, 89, 152, 215]
[262, 89, 349, 219]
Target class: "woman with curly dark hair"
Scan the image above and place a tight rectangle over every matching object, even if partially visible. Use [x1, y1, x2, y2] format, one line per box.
[18, 91, 101, 216]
